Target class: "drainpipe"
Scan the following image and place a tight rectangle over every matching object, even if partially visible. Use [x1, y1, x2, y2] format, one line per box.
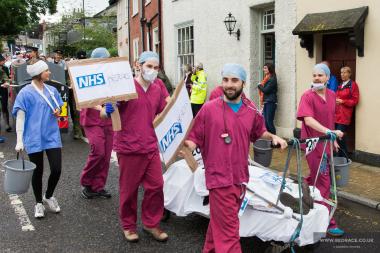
[127, 0, 131, 60]
[140, 0, 146, 51]
[158, 0, 163, 67]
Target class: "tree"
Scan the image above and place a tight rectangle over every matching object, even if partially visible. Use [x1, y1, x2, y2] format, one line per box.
[0, 0, 57, 36]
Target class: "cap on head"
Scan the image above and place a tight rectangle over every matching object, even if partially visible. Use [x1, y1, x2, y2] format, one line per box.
[76, 50, 87, 59]
[313, 63, 330, 78]
[54, 49, 63, 55]
[27, 47, 39, 53]
[221, 63, 247, 82]
[138, 51, 159, 64]
[91, 47, 110, 59]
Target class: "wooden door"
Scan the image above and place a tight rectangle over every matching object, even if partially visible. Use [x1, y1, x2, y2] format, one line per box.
[323, 33, 357, 153]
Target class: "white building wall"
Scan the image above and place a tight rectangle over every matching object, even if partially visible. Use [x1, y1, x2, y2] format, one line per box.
[117, 0, 130, 58]
[163, 0, 297, 138]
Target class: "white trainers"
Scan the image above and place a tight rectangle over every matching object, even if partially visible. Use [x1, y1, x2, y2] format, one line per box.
[34, 203, 45, 218]
[43, 195, 61, 213]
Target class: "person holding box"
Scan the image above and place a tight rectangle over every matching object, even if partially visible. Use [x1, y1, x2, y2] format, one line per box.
[106, 51, 169, 243]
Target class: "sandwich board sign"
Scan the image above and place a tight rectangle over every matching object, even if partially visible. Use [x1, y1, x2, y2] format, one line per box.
[67, 57, 137, 131]
[154, 81, 193, 167]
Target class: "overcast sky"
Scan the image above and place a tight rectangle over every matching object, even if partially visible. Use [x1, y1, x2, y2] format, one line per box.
[40, 0, 109, 23]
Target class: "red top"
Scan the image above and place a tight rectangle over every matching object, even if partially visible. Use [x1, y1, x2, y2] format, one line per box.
[335, 80, 359, 125]
[297, 88, 336, 154]
[113, 79, 167, 154]
[188, 97, 266, 189]
[80, 108, 112, 127]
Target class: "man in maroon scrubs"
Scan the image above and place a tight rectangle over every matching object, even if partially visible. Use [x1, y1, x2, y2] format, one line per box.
[107, 51, 169, 242]
[297, 63, 344, 237]
[185, 63, 287, 252]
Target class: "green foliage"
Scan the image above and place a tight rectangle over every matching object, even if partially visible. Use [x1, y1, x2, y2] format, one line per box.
[0, 0, 57, 36]
[108, 47, 118, 57]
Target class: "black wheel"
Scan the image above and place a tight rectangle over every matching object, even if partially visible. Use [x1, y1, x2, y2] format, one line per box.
[161, 208, 171, 222]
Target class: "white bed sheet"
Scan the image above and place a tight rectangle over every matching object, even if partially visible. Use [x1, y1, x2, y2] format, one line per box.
[163, 159, 329, 246]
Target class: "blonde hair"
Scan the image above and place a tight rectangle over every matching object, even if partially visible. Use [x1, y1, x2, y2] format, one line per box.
[341, 66, 352, 74]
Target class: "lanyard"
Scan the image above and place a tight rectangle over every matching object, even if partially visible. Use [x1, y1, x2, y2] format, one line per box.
[31, 81, 60, 113]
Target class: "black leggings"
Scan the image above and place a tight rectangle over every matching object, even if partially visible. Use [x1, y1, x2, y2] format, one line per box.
[28, 148, 62, 203]
[0, 87, 9, 126]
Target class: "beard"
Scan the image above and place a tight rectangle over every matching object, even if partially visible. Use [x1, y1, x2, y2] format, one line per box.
[223, 86, 244, 101]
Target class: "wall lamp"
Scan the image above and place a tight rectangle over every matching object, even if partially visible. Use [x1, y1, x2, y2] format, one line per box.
[224, 13, 240, 40]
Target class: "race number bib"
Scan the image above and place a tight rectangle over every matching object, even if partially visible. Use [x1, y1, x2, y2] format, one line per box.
[305, 138, 319, 155]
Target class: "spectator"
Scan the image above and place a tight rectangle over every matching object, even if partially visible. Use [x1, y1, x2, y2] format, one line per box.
[183, 64, 193, 96]
[157, 69, 173, 95]
[335, 66, 359, 157]
[0, 54, 12, 133]
[190, 62, 207, 117]
[53, 49, 66, 69]
[257, 63, 278, 134]
[26, 47, 39, 63]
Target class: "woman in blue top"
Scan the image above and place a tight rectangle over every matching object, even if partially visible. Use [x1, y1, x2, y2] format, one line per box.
[13, 59, 63, 219]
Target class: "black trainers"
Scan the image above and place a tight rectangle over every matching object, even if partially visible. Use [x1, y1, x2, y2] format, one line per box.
[81, 186, 100, 199]
[279, 192, 310, 215]
[6, 126, 12, 132]
[98, 189, 112, 199]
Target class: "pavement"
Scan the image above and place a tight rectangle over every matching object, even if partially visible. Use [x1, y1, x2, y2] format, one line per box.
[256, 147, 380, 210]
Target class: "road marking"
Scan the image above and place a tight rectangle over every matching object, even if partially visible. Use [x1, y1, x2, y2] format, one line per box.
[0, 152, 4, 159]
[110, 151, 118, 165]
[8, 194, 35, 231]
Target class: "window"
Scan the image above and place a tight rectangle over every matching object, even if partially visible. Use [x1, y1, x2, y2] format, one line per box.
[146, 32, 150, 51]
[260, 8, 275, 78]
[153, 28, 160, 53]
[133, 0, 139, 16]
[133, 38, 139, 62]
[262, 9, 275, 31]
[177, 25, 194, 82]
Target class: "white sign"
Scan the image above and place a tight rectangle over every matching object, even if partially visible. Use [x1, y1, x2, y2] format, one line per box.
[67, 57, 137, 109]
[154, 81, 193, 166]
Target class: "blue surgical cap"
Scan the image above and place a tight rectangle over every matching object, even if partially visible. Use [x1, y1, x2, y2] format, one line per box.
[221, 63, 247, 82]
[139, 51, 159, 64]
[91, 47, 110, 59]
[313, 63, 330, 78]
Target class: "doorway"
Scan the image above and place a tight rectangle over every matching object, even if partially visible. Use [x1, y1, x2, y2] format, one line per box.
[322, 33, 357, 153]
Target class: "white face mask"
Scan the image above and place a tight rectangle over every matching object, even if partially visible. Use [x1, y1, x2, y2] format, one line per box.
[311, 82, 326, 91]
[142, 67, 158, 83]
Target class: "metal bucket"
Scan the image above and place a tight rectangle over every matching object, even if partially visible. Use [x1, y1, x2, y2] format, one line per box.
[3, 154, 36, 194]
[333, 156, 352, 187]
[253, 139, 273, 167]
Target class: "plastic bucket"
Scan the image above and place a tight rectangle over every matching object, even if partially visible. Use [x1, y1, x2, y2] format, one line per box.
[253, 139, 273, 167]
[3, 155, 36, 194]
[333, 156, 352, 187]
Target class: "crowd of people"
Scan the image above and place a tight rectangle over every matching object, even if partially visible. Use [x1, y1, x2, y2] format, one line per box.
[0, 44, 360, 252]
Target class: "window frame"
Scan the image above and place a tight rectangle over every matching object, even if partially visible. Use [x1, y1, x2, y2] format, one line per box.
[176, 23, 194, 83]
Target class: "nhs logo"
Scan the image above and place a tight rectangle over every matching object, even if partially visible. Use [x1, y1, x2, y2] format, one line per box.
[159, 122, 183, 152]
[76, 73, 106, 89]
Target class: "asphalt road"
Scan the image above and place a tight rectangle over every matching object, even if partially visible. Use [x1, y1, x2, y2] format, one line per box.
[0, 131, 379, 253]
